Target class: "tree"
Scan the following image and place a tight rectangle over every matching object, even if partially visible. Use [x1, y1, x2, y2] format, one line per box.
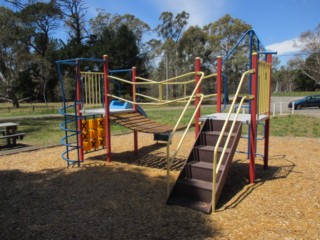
[156, 11, 189, 43]
[0, 6, 33, 107]
[18, 1, 62, 57]
[296, 24, 320, 87]
[58, 0, 88, 45]
[89, 10, 151, 50]
[204, 14, 252, 57]
[154, 11, 189, 77]
[204, 14, 252, 93]
[15, 1, 62, 103]
[178, 26, 211, 70]
[154, 11, 189, 99]
[90, 25, 141, 68]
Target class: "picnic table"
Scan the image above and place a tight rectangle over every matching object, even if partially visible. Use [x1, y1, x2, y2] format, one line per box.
[0, 122, 26, 146]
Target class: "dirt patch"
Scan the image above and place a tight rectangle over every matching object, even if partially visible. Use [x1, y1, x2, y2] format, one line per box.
[0, 132, 319, 239]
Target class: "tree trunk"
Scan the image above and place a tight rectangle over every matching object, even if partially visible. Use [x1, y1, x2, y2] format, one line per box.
[7, 88, 19, 108]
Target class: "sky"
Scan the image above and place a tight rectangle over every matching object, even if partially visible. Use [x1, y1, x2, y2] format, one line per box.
[84, 0, 319, 64]
[1, 0, 319, 64]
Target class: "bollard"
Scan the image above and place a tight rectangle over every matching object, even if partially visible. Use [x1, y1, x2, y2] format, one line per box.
[273, 103, 276, 117]
[292, 102, 295, 115]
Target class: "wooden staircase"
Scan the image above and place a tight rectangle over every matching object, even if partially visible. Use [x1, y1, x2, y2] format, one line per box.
[166, 118, 242, 213]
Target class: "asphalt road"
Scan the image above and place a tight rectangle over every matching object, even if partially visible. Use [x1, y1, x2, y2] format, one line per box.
[271, 96, 320, 118]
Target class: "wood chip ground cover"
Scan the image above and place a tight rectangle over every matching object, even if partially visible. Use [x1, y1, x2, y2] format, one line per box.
[0, 132, 319, 239]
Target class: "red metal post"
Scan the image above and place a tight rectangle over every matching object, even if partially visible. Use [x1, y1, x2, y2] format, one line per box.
[264, 54, 273, 170]
[216, 56, 222, 113]
[75, 59, 84, 162]
[103, 55, 111, 162]
[249, 52, 258, 183]
[195, 57, 201, 138]
[132, 67, 138, 155]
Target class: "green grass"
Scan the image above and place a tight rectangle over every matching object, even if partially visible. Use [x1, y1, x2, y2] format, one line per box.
[1, 102, 320, 148]
[0, 102, 62, 117]
[272, 91, 320, 97]
[270, 114, 320, 137]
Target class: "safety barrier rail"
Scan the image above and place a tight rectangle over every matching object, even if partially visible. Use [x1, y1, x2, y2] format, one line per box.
[211, 69, 255, 211]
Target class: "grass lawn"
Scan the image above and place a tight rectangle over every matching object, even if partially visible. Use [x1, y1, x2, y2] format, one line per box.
[0, 102, 319, 148]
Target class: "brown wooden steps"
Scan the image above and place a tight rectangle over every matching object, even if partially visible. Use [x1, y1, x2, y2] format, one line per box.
[166, 119, 242, 214]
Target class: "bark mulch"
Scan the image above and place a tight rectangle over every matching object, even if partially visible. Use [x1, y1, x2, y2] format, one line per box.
[0, 132, 319, 239]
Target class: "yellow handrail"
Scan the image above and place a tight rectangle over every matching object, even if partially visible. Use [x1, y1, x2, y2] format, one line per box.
[165, 71, 208, 196]
[108, 93, 202, 106]
[202, 73, 218, 80]
[81, 71, 215, 107]
[166, 94, 207, 196]
[211, 69, 255, 211]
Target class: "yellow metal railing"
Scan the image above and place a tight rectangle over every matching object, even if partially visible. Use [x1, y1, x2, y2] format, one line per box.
[82, 70, 217, 197]
[81, 72, 103, 106]
[165, 73, 218, 196]
[258, 61, 271, 115]
[80, 71, 216, 106]
[107, 72, 206, 106]
[211, 69, 255, 211]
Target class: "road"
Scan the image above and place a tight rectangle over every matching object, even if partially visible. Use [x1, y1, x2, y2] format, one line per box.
[270, 96, 320, 118]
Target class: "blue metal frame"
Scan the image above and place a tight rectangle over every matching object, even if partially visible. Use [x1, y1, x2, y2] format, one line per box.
[56, 58, 139, 166]
[220, 29, 267, 159]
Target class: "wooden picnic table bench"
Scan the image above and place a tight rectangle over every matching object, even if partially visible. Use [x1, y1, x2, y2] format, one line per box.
[0, 122, 26, 146]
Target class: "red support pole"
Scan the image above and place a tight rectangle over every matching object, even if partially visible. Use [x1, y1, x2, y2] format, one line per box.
[264, 54, 273, 170]
[75, 59, 84, 162]
[195, 57, 201, 138]
[132, 67, 138, 155]
[216, 56, 222, 113]
[249, 52, 258, 183]
[103, 55, 111, 162]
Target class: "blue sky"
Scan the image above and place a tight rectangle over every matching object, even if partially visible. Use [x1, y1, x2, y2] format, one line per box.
[1, 0, 319, 63]
[84, 0, 319, 63]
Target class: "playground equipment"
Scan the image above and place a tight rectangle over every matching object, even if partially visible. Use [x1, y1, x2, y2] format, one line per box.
[56, 56, 211, 165]
[56, 29, 276, 213]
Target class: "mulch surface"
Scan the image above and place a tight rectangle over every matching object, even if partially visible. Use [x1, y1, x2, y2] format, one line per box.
[0, 132, 319, 239]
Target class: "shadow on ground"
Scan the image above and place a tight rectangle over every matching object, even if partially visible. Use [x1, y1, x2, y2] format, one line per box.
[85, 144, 296, 213]
[86, 142, 185, 171]
[0, 163, 218, 239]
[217, 154, 296, 210]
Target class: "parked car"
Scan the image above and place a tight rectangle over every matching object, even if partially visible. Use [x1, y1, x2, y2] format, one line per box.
[288, 95, 320, 110]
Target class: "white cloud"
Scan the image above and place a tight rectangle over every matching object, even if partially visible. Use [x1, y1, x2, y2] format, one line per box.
[152, 0, 226, 27]
[266, 38, 303, 55]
